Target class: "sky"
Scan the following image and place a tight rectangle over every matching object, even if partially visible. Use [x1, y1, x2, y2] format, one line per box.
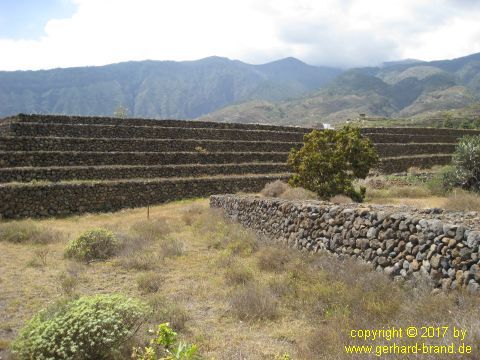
[0, 0, 480, 71]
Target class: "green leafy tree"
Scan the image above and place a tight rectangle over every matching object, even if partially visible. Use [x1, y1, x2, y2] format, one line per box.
[446, 135, 480, 192]
[288, 126, 378, 201]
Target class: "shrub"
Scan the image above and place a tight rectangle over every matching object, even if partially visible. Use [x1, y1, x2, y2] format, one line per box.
[132, 323, 199, 360]
[449, 135, 480, 192]
[148, 295, 190, 331]
[256, 247, 292, 272]
[423, 165, 458, 195]
[11, 294, 148, 360]
[288, 126, 378, 202]
[65, 228, 120, 262]
[159, 235, 184, 259]
[131, 218, 172, 242]
[27, 248, 50, 267]
[229, 283, 278, 321]
[0, 221, 61, 244]
[224, 263, 254, 286]
[57, 270, 80, 297]
[261, 180, 289, 198]
[137, 272, 163, 294]
[279, 187, 318, 201]
[120, 252, 158, 271]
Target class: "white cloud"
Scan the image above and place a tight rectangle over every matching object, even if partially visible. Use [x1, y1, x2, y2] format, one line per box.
[1, 0, 480, 70]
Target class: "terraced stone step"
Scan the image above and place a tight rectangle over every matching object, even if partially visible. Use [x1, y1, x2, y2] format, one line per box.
[0, 136, 302, 153]
[8, 122, 307, 142]
[361, 127, 480, 137]
[374, 143, 456, 157]
[0, 173, 290, 218]
[365, 133, 463, 144]
[0, 163, 290, 183]
[0, 151, 289, 168]
[8, 114, 311, 132]
[379, 154, 452, 173]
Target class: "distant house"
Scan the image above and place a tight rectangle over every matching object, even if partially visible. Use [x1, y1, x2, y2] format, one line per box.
[323, 123, 333, 129]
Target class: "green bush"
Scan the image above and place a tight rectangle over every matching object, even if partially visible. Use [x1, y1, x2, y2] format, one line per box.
[449, 135, 480, 192]
[65, 228, 120, 262]
[288, 126, 378, 202]
[424, 166, 457, 195]
[132, 323, 200, 360]
[11, 294, 148, 360]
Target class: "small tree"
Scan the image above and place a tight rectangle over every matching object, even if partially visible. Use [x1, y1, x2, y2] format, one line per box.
[446, 135, 480, 192]
[288, 126, 378, 202]
[114, 104, 129, 119]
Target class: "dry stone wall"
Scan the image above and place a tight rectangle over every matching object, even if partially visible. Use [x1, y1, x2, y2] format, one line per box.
[0, 163, 289, 183]
[12, 113, 310, 132]
[8, 122, 306, 142]
[211, 194, 480, 293]
[0, 137, 300, 153]
[0, 175, 287, 218]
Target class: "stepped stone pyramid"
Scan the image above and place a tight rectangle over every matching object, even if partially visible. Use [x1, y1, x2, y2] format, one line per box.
[0, 114, 479, 218]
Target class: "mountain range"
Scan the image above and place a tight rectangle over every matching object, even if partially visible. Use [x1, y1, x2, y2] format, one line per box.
[1, 52, 480, 125]
[201, 53, 480, 126]
[0, 57, 340, 119]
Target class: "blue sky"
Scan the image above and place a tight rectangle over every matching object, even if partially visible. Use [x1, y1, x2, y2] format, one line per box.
[0, 0, 77, 39]
[0, 0, 480, 71]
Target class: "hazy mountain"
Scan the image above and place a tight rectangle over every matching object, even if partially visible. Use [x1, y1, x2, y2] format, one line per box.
[201, 52, 480, 126]
[0, 57, 341, 118]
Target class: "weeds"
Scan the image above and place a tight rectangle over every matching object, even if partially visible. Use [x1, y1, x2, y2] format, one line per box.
[224, 262, 253, 286]
[444, 189, 480, 211]
[131, 218, 172, 242]
[279, 187, 317, 201]
[27, 248, 50, 268]
[256, 247, 292, 272]
[137, 272, 163, 294]
[261, 180, 289, 197]
[148, 295, 190, 331]
[57, 266, 82, 297]
[159, 235, 184, 259]
[229, 283, 278, 321]
[0, 221, 61, 244]
[181, 204, 205, 226]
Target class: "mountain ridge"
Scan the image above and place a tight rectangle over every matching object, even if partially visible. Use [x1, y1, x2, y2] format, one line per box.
[0, 56, 341, 119]
[200, 52, 480, 126]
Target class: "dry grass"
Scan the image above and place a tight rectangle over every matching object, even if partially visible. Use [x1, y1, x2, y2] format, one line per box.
[1, 198, 480, 360]
[147, 294, 190, 331]
[228, 283, 278, 321]
[260, 180, 318, 201]
[329, 194, 353, 204]
[261, 180, 290, 197]
[130, 218, 172, 242]
[444, 189, 480, 211]
[0, 220, 62, 244]
[136, 271, 163, 294]
[280, 187, 318, 201]
[224, 262, 254, 286]
[256, 246, 293, 272]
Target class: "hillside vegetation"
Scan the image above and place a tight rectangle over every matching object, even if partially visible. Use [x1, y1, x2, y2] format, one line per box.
[0, 57, 340, 119]
[2, 52, 480, 126]
[201, 53, 480, 126]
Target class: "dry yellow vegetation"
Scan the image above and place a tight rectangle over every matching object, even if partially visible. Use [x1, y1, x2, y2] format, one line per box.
[0, 198, 479, 359]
